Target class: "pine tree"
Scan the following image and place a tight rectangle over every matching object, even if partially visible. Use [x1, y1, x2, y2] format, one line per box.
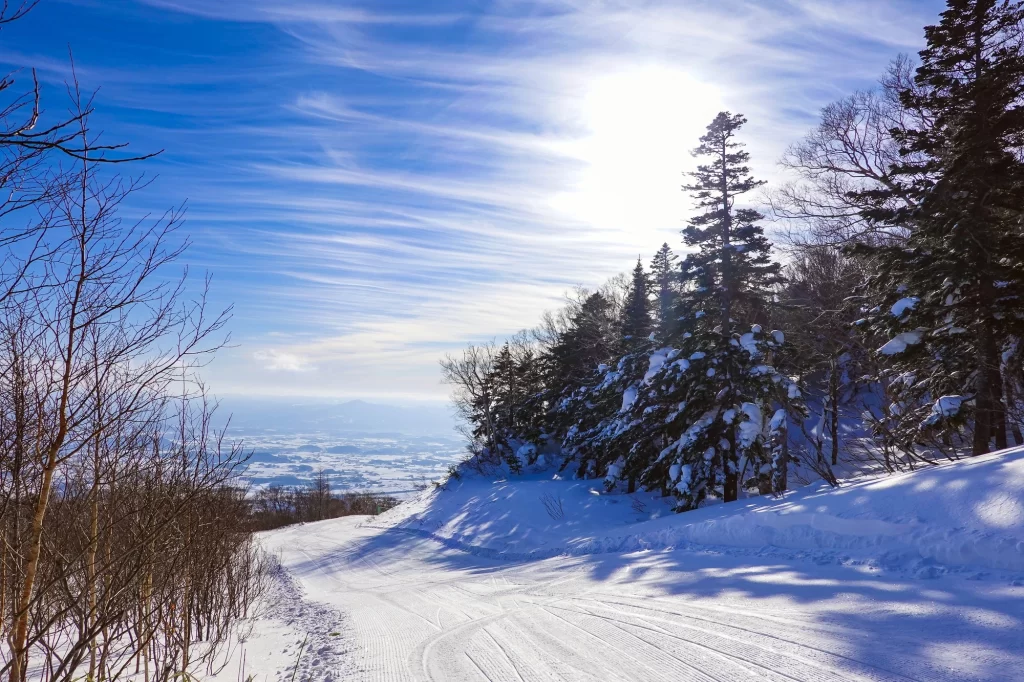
[543, 292, 617, 440]
[622, 112, 800, 508]
[680, 112, 784, 332]
[511, 341, 547, 445]
[558, 351, 648, 482]
[649, 243, 679, 340]
[557, 261, 656, 486]
[853, 0, 1024, 455]
[619, 257, 653, 353]
[490, 343, 519, 433]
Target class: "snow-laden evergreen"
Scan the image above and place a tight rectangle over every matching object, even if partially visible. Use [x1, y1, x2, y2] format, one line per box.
[441, 1, 1024, 512]
[853, 0, 1024, 457]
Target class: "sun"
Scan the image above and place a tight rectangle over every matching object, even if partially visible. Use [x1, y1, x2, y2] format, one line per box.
[551, 65, 725, 251]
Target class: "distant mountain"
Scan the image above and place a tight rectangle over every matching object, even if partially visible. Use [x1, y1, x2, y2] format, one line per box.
[213, 397, 459, 437]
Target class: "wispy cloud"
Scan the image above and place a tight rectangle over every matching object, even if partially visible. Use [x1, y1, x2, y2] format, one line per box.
[30, 0, 941, 399]
[253, 349, 316, 372]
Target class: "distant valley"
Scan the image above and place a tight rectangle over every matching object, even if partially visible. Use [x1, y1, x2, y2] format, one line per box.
[215, 397, 466, 494]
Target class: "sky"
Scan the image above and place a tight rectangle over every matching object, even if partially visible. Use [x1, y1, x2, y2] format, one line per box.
[5, 0, 944, 403]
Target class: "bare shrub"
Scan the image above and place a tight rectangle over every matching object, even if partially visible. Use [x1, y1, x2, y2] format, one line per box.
[539, 492, 564, 520]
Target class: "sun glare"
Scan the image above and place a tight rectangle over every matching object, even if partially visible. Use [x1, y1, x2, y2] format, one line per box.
[552, 65, 725, 249]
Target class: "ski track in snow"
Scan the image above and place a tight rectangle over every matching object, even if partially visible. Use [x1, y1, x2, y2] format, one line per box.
[217, 514, 1024, 682]
[232, 556, 356, 682]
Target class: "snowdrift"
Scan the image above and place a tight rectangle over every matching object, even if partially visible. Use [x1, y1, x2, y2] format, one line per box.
[371, 447, 1024, 577]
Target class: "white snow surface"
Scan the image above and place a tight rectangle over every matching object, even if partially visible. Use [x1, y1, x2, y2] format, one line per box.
[737, 401, 763, 449]
[217, 449, 1024, 681]
[879, 330, 924, 355]
[891, 297, 919, 317]
[933, 395, 965, 418]
[620, 385, 638, 413]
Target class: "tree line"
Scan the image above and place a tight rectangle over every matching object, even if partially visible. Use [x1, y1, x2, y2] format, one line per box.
[443, 0, 1024, 510]
[0, 5, 263, 680]
[248, 468, 400, 532]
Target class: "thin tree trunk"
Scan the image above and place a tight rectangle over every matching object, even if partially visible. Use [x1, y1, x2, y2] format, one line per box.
[973, 306, 999, 456]
[10, 452, 58, 682]
[87, 360, 103, 680]
[1005, 377, 1024, 445]
[992, 365, 1007, 450]
[829, 360, 841, 466]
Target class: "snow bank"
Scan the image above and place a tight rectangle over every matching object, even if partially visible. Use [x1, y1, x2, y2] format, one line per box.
[372, 448, 1024, 576]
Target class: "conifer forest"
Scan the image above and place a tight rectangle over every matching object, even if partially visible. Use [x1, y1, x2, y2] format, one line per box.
[443, 0, 1024, 508]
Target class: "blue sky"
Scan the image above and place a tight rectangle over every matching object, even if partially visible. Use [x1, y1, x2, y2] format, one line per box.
[9, 0, 942, 401]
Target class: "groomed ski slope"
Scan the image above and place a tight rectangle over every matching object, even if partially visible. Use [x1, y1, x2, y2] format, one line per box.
[215, 449, 1024, 682]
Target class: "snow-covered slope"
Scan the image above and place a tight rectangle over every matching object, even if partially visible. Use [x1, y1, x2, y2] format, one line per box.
[373, 448, 1024, 577]
[214, 448, 1024, 682]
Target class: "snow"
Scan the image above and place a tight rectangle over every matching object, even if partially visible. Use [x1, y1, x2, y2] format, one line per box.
[737, 401, 762, 448]
[643, 348, 671, 383]
[215, 449, 1024, 682]
[770, 408, 787, 431]
[891, 297, 919, 317]
[879, 330, 924, 355]
[925, 395, 966, 426]
[739, 332, 759, 356]
[620, 385, 638, 413]
[934, 395, 965, 417]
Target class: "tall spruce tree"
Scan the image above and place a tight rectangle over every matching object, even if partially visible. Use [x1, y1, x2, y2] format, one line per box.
[620, 257, 653, 352]
[650, 243, 679, 340]
[482, 340, 547, 468]
[620, 112, 800, 508]
[510, 339, 547, 446]
[854, 0, 1024, 455]
[680, 112, 784, 330]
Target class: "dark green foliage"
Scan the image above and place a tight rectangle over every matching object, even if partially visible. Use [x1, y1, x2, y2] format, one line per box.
[679, 112, 784, 333]
[649, 243, 679, 340]
[443, 112, 806, 509]
[487, 340, 547, 458]
[619, 258, 653, 353]
[628, 112, 797, 506]
[560, 113, 804, 508]
[852, 0, 1024, 455]
[543, 292, 618, 439]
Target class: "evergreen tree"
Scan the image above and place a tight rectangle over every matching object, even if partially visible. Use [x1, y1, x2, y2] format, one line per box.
[853, 0, 1024, 455]
[619, 257, 653, 353]
[680, 112, 784, 331]
[544, 293, 615, 392]
[557, 351, 648, 482]
[649, 243, 679, 339]
[489, 342, 520, 434]
[622, 112, 800, 508]
[503, 335, 548, 452]
[543, 292, 617, 439]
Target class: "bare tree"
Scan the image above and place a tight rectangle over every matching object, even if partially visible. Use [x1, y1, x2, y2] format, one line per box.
[769, 56, 929, 249]
[440, 342, 498, 454]
[0, 35, 262, 681]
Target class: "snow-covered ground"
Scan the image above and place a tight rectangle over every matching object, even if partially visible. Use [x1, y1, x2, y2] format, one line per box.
[238, 432, 466, 494]
[214, 448, 1024, 681]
